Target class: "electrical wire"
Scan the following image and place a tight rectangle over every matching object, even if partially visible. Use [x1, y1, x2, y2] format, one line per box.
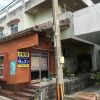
[0, 0, 16, 12]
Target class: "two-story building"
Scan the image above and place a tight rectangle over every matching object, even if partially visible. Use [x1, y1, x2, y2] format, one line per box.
[0, 0, 96, 91]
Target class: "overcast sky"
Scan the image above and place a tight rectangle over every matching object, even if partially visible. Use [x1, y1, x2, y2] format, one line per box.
[0, 0, 14, 11]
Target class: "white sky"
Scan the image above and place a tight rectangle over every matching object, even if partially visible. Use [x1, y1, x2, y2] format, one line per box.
[0, 0, 14, 11]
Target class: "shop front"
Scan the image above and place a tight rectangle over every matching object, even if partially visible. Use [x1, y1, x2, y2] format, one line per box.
[0, 29, 55, 91]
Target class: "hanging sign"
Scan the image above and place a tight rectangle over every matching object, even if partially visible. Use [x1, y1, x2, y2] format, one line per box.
[18, 52, 29, 67]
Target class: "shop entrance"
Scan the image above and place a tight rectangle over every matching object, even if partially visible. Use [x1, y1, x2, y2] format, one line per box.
[31, 52, 48, 80]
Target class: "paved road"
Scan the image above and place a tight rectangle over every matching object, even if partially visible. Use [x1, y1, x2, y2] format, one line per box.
[0, 96, 12, 100]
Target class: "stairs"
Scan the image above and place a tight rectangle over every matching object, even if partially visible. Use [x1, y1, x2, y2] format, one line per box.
[15, 84, 38, 100]
[15, 92, 35, 99]
[0, 89, 30, 100]
[0, 83, 39, 100]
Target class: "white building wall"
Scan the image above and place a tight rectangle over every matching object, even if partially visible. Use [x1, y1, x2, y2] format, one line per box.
[0, 1, 62, 36]
[73, 3, 100, 36]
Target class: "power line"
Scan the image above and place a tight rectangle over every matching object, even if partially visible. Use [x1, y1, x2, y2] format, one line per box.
[0, 0, 16, 12]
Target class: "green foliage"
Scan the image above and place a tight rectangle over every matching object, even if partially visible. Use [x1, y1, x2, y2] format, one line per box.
[91, 71, 100, 81]
[63, 67, 69, 77]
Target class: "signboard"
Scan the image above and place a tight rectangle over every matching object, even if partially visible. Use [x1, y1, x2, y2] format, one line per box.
[18, 52, 29, 67]
[10, 60, 16, 75]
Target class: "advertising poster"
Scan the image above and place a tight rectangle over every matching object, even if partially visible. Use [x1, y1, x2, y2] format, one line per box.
[18, 52, 29, 67]
[10, 60, 16, 75]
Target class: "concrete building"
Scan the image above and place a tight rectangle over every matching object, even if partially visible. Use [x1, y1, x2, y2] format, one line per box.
[0, 0, 97, 92]
[73, 3, 100, 71]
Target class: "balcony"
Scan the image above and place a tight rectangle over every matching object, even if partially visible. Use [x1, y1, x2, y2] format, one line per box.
[25, 0, 52, 15]
[74, 3, 100, 45]
[25, 0, 87, 15]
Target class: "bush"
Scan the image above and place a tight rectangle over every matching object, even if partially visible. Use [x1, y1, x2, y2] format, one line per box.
[91, 71, 100, 82]
[63, 67, 75, 78]
[63, 67, 69, 77]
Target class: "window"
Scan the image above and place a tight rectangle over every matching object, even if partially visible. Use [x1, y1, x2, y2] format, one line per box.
[0, 30, 3, 38]
[0, 55, 4, 79]
[10, 23, 18, 34]
[0, 26, 4, 39]
[7, 18, 20, 34]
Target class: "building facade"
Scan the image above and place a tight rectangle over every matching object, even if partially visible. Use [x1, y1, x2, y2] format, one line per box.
[0, 0, 97, 91]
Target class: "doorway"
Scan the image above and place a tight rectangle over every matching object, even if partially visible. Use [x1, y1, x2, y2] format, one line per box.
[31, 52, 48, 80]
[77, 54, 92, 73]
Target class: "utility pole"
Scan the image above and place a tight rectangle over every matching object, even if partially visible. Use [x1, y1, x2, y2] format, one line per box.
[52, 0, 64, 100]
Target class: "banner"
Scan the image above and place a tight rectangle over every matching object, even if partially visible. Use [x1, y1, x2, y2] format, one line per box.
[18, 52, 29, 67]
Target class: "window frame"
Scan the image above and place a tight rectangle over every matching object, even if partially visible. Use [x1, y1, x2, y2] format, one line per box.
[0, 27, 4, 38]
[10, 23, 18, 34]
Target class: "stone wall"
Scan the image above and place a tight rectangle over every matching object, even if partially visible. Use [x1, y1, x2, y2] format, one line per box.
[35, 82, 56, 100]
[64, 74, 94, 94]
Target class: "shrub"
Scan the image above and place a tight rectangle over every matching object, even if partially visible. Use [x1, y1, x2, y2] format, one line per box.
[91, 71, 100, 82]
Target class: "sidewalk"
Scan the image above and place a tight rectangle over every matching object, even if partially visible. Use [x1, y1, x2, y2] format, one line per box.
[64, 85, 100, 100]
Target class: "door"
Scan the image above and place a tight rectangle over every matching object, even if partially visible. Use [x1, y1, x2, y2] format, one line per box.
[77, 54, 92, 73]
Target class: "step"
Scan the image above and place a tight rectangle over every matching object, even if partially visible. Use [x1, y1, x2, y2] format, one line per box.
[23, 88, 36, 94]
[26, 84, 39, 89]
[0, 90, 29, 100]
[16, 92, 36, 98]
[0, 89, 14, 95]
[8, 94, 30, 100]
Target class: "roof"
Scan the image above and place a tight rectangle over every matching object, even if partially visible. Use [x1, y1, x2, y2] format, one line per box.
[0, 19, 69, 43]
[0, 27, 35, 43]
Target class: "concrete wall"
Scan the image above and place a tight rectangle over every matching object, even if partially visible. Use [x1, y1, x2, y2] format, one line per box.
[62, 44, 100, 73]
[93, 45, 100, 70]
[73, 3, 100, 35]
[61, 12, 74, 40]
[63, 46, 78, 73]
